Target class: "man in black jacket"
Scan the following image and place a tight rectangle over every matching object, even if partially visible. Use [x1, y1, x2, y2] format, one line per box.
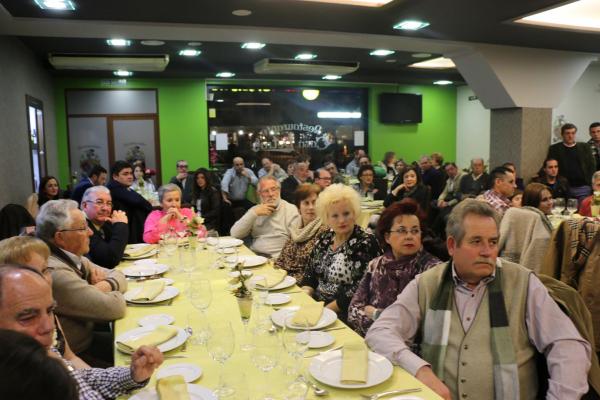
[106, 161, 152, 244]
[81, 186, 128, 268]
[71, 165, 108, 205]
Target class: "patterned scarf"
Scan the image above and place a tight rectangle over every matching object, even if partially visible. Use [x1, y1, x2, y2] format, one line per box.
[420, 262, 519, 399]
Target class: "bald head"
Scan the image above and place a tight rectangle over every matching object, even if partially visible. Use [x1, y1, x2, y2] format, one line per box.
[233, 157, 245, 173]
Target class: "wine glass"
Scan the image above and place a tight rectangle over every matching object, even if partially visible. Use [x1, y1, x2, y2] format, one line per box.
[282, 316, 311, 359]
[188, 279, 212, 315]
[207, 321, 236, 397]
[207, 230, 220, 247]
[186, 311, 212, 346]
[552, 197, 565, 218]
[566, 198, 578, 217]
[251, 329, 282, 400]
[222, 247, 239, 270]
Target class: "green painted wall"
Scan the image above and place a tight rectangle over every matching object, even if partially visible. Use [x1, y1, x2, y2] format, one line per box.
[53, 78, 456, 184]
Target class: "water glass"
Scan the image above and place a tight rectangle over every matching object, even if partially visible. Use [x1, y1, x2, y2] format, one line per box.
[552, 197, 565, 217]
[566, 198, 578, 217]
[251, 330, 281, 399]
[186, 312, 212, 346]
[282, 316, 311, 359]
[188, 279, 212, 313]
[207, 322, 236, 397]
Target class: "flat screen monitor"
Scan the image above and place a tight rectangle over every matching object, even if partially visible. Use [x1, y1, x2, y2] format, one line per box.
[378, 93, 422, 124]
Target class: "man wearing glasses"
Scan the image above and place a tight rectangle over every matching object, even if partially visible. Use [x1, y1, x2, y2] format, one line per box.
[81, 186, 128, 269]
[230, 176, 299, 258]
[169, 159, 194, 204]
[36, 199, 127, 368]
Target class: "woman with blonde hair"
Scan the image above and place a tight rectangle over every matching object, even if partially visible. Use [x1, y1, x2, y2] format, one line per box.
[300, 184, 382, 321]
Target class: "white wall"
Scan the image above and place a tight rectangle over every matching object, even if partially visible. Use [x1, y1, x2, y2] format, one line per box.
[455, 86, 490, 169]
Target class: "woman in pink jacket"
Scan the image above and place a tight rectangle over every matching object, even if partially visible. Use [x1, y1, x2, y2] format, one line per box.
[143, 183, 195, 243]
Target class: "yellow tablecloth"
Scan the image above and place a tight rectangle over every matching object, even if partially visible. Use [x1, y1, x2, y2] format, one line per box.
[114, 241, 441, 399]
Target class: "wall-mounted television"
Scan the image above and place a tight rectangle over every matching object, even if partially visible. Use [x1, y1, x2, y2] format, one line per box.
[378, 93, 422, 124]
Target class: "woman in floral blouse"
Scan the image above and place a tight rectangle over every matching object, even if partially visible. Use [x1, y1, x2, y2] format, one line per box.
[348, 199, 441, 336]
[275, 183, 328, 280]
[300, 184, 382, 322]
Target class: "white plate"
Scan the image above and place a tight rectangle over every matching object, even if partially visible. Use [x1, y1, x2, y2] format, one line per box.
[271, 306, 338, 330]
[251, 275, 297, 291]
[122, 264, 169, 277]
[128, 384, 216, 400]
[155, 363, 202, 383]
[133, 259, 158, 265]
[265, 293, 291, 305]
[210, 237, 243, 248]
[309, 350, 393, 389]
[124, 285, 180, 304]
[298, 331, 335, 348]
[128, 277, 174, 286]
[216, 247, 236, 255]
[123, 249, 158, 260]
[115, 325, 188, 355]
[137, 314, 175, 327]
[236, 255, 268, 268]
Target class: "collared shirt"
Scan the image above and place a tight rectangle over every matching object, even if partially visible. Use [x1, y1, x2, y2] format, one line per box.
[220, 168, 258, 201]
[63, 248, 83, 271]
[482, 189, 511, 215]
[365, 260, 591, 399]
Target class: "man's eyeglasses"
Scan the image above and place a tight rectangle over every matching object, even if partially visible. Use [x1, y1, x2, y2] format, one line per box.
[88, 200, 113, 208]
[258, 187, 280, 194]
[58, 225, 89, 233]
[389, 228, 421, 236]
[177, 164, 188, 169]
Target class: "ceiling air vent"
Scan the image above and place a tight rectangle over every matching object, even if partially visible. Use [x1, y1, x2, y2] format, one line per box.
[254, 58, 359, 76]
[48, 54, 170, 71]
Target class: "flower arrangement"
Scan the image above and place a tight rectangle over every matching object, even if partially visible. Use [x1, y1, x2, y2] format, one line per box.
[186, 209, 207, 237]
[229, 262, 251, 299]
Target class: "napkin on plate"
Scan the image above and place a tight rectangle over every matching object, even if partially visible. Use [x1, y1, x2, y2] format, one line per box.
[291, 301, 324, 327]
[157, 375, 190, 400]
[340, 340, 369, 384]
[124, 244, 157, 258]
[131, 280, 165, 301]
[116, 325, 178, 352]
[256, 269, 287, 289]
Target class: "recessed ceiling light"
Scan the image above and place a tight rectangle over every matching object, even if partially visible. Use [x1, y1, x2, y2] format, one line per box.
[179, 49, 201, 57]
[433, 80, 453, 85]
[302, 89, 320, 100]
[370, 49, 395, 56]
[113, 70, 133, 77]
[393, 20, 430, 30]
[187, 42, 202, 47]
[106, 39, 131, 47]
[141, 40, 165, 46]
[216, 72, 236, 78]
[295, 53, 317, 60]
[411, 53, 432, 58]
[232, 9, 252, 16]
[297, 0, 393, 7]
[409, 57, 455, 69]
[35, 0, 76, 10]
[216, 99, 225, 103]
[241, 42, 266, 49]
[515, 0, 600, 32]
[322, 75, 342, 80]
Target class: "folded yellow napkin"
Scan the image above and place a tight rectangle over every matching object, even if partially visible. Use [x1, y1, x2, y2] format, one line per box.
[131, 280, 165, 301]
[340, 340, 369, 384]
[291, 301, 324, 327]
[124, 244, 157, 258]
[116, 325, 178, 352]
[256, 269, 287, 289]
[157, 375, 190, 400]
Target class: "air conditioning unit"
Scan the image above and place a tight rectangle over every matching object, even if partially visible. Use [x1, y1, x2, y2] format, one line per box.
[254, 58, 359, 76]
[48, 54, 170, 71]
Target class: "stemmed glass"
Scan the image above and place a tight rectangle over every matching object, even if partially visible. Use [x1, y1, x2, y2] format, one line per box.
[207, 321, 236, 397]
[552, 197, 565, 218]
[187, 279, 212, 316]
[222, 247, 239, 270]
[282, 316, 311, 378]
[566, 198, 578, 217]
[251, 329, 282, 400]
[207, 230, 220, 268]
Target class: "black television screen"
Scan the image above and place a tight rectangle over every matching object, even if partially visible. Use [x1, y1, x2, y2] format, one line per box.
[378, 93, 422, 124]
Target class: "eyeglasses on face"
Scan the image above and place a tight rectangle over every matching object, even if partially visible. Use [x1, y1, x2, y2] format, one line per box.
[177, 164, 188, 169]
[58, 225, 89, 233]
[389, 228, 421, 236]
[88, 200, 113, 207]
[258, 187, 280, 194]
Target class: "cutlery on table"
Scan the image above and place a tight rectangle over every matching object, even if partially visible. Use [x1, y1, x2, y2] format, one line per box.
[304, 344, 343, 358]
[322, 326, 345, 332]
[299, 376, 329, 397]
[360, 388, 422, 399]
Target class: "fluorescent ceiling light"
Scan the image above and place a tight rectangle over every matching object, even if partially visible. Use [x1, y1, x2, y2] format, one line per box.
[409, 57, 455, 69]
[412, 53, 432, 58]
[302, 89, 320, 100]
[35, 0, 76, 10]
[232, 9, 252, 16]
[106, 39, 131, 47]
[393, 20, 430, 30]
[515, 0, 600, 32]
[295, 53, 317, 60]
[187, 42, 202, 46]
[370, 49, 395, 56]
[113, 70, 133, 77]
[179, 49, 201, 57]
[296, 0, 394, 7]
[318, 111, 362, 118]
[322, 75, 342, 80]
[141, 40, 165, 46]
[216, 72, 236, 78]
[236, 102, 271, 106]
[216, 99, 224, 103]
[433, 80, 453, 85]
[242, 42, 266, 49]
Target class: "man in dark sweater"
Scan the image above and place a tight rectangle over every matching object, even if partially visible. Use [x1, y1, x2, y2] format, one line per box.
[531, 158, 569, 200]
[81, 186, 128, 268]
[459, 157, 489, 199]
[419, 155, 445, 200]
[106, 161, 152, 244]
[547, 123, 595, 202]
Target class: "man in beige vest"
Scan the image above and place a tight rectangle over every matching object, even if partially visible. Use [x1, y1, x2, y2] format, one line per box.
[366, 200, 591, 400]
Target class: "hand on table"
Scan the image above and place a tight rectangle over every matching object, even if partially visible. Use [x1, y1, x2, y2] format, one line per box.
[130, 346, 164, 383]
[415, 366, 451, 400]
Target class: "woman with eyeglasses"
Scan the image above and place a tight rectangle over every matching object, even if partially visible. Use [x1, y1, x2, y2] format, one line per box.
[348, 199, 440, 336]
[300, 184, 382, 322]
[353, 165, 385, 201]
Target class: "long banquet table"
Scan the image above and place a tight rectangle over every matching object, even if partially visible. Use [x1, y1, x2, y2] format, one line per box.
[114, 242, 441, 399]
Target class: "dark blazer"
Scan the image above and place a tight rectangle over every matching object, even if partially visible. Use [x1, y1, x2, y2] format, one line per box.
[106, 180, 152, 244]
[191, 186, 222, 231]
[70, 178, 93, 205]
[86, 220, 129, 268]
[281, 176, 300, 204]
[384, 183, 430, 212]
[547, 142, 596, 186]
[169, 175, 195, 204]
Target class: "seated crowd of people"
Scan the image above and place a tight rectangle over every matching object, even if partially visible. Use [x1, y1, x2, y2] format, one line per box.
[0, 121, 599, 399]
